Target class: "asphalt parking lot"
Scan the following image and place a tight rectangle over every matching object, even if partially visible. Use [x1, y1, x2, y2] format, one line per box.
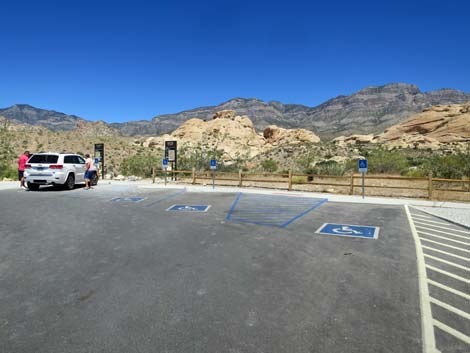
[0, 184, 466, 353]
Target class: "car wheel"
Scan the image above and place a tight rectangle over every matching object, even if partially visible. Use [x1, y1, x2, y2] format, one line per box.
[92, 173, 99, 186]
[65, 174, 75, 190]
[27, 182, 40, 191]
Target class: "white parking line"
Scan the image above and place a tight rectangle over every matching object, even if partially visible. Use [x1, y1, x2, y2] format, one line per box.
[417, 230, 470, 246]
[424, 254, 470, 272]
[415, 224, 470, 240]
[413, 221, 470, 235]
[422, 245, 470, 262]
[429, 297, 470, 320]
[426, 265, 470, 283]
[427, 279, 470, 300]
[410, 214, 433, 219]
[404, 205, 438, 353]
[413, 217, 458, 226]
[420, 238, 470, 253]
[433, 319, 470, 345]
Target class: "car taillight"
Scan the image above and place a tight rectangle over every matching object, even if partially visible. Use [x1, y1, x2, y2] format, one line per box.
[49, 165, 64, 169]
[25, 164, 31, 169]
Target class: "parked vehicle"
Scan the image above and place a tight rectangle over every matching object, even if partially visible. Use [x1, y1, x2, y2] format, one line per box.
[24, 153, 98, 191]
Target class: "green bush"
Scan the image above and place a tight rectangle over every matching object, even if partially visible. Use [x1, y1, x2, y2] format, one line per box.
[121, 153, 162, 177]
[261, 159, 278, 172]
[308, 160, 347, 176]
[420, 149, 470, 179]
[0, 162, 17, 180]
[365, 148, 410, 174]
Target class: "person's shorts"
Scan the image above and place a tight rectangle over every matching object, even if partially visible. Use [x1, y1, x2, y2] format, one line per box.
[18, 170, 24, 180]
[85, 170, 96, 180]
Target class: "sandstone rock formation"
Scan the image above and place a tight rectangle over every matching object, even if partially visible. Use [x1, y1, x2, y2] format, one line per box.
[142, 110, 320, 162]
[333, 103, 470, 150]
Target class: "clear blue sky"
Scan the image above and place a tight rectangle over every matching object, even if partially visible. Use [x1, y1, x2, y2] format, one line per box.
[1, 0, 469, 122]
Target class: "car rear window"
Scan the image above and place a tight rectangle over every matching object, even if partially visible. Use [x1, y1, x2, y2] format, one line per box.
[28, 155, 59, 164]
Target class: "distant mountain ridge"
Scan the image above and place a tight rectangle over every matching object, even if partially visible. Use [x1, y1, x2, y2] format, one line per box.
[111, 83, 470, 138]
[0, 104, 85, 131]
[2, 83, 469, 137]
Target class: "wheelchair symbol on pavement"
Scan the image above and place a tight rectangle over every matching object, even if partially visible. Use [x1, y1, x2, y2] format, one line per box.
[332, 226, 363, 235]
[315, 223, 379, 239]
[166, 204, 211, 212]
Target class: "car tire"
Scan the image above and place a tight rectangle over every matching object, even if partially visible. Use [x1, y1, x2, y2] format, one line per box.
[27, 182, 40, 191]
[92, 173, 99, 186]
[65, 174, 75, 190]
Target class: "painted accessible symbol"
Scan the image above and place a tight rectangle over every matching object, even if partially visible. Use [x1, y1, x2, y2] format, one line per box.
[332, 226, 363, 235]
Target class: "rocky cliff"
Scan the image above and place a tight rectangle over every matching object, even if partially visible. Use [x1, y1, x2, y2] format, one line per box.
[140, 110, 320, 163]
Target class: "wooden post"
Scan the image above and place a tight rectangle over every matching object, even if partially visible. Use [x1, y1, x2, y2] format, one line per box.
[192, 167, 196, 184]
[152, 167, 155, 184]
[350, 173, 354, 195]
[288, 170, 292, 191]
[238, 169, 243, 187]
[428, 172, 433, 200]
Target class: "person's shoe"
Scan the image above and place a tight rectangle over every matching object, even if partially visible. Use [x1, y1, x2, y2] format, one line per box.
[20, 186, 26, 190]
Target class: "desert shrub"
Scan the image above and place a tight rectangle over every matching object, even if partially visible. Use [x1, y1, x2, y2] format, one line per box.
[121, 153, 162, 177]
[419, 149, 470, 179]
[365, 148, 410, 174]
[308, 160, 347, 176]
[177, 144, 225, 171]
[0, 162, 17, 180]
[261, 159, 278, 172]
[402, 167, 427, 178]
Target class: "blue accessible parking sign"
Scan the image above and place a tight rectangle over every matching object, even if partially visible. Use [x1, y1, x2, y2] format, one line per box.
[167, 204, 211, 212]
[315, 223, 379, 239]
[358, 159, 368, 173]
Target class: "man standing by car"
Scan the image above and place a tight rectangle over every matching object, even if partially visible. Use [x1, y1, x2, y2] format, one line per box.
[84, 153, 96, 190]
[18, 151, 30, 190]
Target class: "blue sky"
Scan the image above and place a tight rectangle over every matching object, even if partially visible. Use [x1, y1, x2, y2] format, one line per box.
[1, 0, 469, 122]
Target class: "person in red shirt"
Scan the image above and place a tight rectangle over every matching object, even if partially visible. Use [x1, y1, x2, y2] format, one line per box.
[18, 151, 30, 189]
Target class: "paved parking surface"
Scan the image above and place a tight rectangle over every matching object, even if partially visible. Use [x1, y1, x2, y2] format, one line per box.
[408, 207, 470, 353]
[0, 185, 434, 352]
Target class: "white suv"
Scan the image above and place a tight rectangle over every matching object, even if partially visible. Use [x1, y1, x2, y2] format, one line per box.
[24, 153, 97, 191]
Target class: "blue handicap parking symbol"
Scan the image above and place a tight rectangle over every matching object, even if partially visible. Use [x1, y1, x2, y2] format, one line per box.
[358, 159, 368, 172]
[111, 197, 146, 203]
[167, 204, 211, 212]
[315, 223, 379, 239]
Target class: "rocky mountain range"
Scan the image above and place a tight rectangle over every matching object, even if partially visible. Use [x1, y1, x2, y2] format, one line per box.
[0, 104, 85, 131]
[112, 83, 470, 138]
[1, 83, 469, 138]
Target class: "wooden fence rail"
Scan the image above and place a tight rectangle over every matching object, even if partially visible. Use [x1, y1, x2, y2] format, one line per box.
[149, 168, 470, 202]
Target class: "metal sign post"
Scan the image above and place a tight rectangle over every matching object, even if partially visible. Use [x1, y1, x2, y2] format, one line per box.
[210, 159, 217, 190]
[162, 159, 168, 186]
[358, 159, 368, 199]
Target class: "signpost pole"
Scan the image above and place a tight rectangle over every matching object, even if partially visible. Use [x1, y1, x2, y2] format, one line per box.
[162, 158, 168, 187]
[362, 172, 365, 199]
[358, 159, 368, 199]
[210, 159, 217, 190]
